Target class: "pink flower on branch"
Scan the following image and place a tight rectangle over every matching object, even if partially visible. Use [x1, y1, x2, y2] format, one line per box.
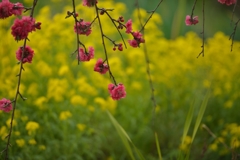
[16, 46, 34, 63]
[125, 19, 132, 34]
[0, 98, 12, 112]
[108, 83, 126, 100]
[128, 31, 145, 48]
[0, 0, 14, 19]
[94, 58, 109, 74]
[11, 16, 41, 41]
[218, 0, 236, 5]
[77, 46, 94, 61]
[12, 2, 24, 16]
[82, 0, 98, 7]
[74, 20, 92, 36]
[0, 0, 24, 19]
[185, 15, 199, 26]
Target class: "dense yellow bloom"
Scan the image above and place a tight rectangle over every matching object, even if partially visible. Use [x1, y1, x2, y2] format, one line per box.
[77, 123, 86, 132]
[26, 121, 40, 135]
[59, 111, 72, 120]
[0, 126, 7, 140]
[16, 139, 25, 148]
[6, 119, 17, 128]
[29, 139, 37, 145]
[70, 95, 87, 106]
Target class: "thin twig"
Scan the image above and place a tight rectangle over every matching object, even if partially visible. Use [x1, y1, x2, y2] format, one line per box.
[197, 0, 205, 58]
[229, 18, 240, 52]
[139, 0, 163, 33]
[95, 4, 117, 85]
[135, 0, 158, 130]
[72, 0, 81, 65]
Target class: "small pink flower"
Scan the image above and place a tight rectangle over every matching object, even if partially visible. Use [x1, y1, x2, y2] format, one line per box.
[12, 2, 24, 16]
[128, 31, 145, 48]
[82, 0, 98, 7]
[118, 43, 123, 51]
[94, 58, 109, 74]
[125, 19, 132, 34]
[0, 98, 12, 112]
[16, 46, 34, 63]
[108, 83, 126, 100]
[218, 0, 236, 5]
[11, 16, 41, 41]
[185, 15, 199, 26]
[74, 20, 92, 36]
[0, 0, 14, 19]
[77, 46, 94, 61]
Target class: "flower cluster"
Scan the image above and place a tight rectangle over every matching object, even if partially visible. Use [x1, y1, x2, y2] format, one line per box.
[0, 98, 12, 112]
[74, 20, 92, 36]
[218, 0, 236, 5]
[128, 31, 145, 48]
[0, 0, 24, 19]
[108, 83, 126, 100]
[11, 16, 41, 41]
[94, 58, 109, 74]
[16, 46, 34, 63]
[77, 46, 94, 61]
[124, 19, 145, 47]
[185, 15, 199, 26]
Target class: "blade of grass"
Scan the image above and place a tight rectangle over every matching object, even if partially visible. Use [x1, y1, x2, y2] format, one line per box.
[192, 91, 210, 141]
[181, 100, 195, 145]
[107, 111, 135, 160]
[155, 132, 163, 160]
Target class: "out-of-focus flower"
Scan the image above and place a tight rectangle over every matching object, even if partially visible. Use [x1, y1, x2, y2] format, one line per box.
[74, 20, 92, 36]
[82, 0, 98, 7]
[108, 83, 126, 100]
[0, 98, 12, 112]
[25, 121, 39, 135]
[218, 0, 236, 5]
[185, 15, 199, 26]
[16, 46, 34, 63]
[128, 31, 145, 48]
[125, 19, 132, 34]
[0, 0, 14, 19]
[94, 58, 109, 74]
[77, 46, 94, 61]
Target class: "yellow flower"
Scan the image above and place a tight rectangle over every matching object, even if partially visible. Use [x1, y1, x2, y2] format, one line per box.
[16, 139, 25, 147]
[26, 121, 40, 135]
[58, 65, 69, 76]
[77, 123, 86, 132]
[70, 95, 87, 106]
[0, 126, 8, 140]
[59, 111, 72, 120]
[29, 139, 37, 145]
[6, 119, 17, 128]
[39, 145, 46, 151]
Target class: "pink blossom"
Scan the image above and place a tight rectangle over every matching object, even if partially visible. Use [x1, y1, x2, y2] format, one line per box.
[77, 46, 94, 61]
[128, 31, 145, 47]
[74, 20, 92, 36]
[12, 2, 24, 16]
[0, 0, 14, 19]
[11, 16, 41, 41]
[118, 43, 123, 51]
[128, 39, 138, 48]
[185, 15, 199, 26]
[82, 0, 98, 7]
[218, 0, 236, 5]
[125, 19, 132, 34]
[94, 58, 109, 74]
[108, 83, 126, 100]
[16, 46, 34, 63]
[0, 98, 12, 112]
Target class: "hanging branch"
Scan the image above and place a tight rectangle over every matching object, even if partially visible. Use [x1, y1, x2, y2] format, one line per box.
[229, 18, 240, 52]
[139, 0, 163, 33]
[95, 4, 117, 85]
[3, 1, 39, 159]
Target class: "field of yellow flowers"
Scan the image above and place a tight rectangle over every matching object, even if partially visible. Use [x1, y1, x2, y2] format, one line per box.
[1, 0, 240, 159]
